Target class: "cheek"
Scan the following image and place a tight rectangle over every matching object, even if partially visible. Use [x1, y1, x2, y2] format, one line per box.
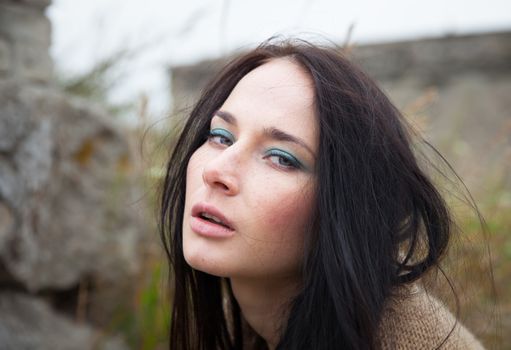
[249, 180, 315, 249]
[184, 147, 210, 209]
[186, 150, 204, 189]
[249, 183, 315, 276]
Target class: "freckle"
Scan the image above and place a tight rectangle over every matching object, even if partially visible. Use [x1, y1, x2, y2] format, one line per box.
[267, 213, 281, 227]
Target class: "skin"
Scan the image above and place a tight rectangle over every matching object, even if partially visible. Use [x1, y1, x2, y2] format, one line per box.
[182, 58, 318, 348]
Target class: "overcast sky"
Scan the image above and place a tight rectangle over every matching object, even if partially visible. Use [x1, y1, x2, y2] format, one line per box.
[46, 0, 511, 122]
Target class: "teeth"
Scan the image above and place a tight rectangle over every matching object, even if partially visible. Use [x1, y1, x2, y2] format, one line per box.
[201, 212, 224, 225]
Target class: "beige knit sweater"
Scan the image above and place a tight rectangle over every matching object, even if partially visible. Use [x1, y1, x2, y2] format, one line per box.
[377, 286, 485, 349]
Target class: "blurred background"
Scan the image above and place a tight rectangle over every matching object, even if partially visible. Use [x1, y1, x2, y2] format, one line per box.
[0, 0, 510, 349]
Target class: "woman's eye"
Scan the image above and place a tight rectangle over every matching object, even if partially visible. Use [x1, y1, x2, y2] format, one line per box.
[208, 128, 234, 146]
[265, 149, 302, 170]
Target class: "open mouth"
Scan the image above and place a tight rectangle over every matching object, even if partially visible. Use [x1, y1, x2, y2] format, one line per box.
[191, 203, 235, 236]
[198, 212, 232, 230]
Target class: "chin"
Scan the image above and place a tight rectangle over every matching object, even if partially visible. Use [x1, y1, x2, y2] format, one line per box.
[183, 247, 230, 278]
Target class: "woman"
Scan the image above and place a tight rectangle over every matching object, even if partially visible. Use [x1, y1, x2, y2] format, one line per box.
[160, 39, 485, 349]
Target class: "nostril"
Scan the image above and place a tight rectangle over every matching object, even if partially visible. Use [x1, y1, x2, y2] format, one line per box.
[215, 181, 229, 191]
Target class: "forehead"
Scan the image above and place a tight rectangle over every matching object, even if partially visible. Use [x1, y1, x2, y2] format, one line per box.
[220, 58, 317, 145]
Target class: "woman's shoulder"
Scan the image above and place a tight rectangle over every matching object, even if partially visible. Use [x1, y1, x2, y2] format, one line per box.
[377, 284, 485, 350]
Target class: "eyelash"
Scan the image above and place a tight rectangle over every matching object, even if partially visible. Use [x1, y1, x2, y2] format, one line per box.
[207, 128, 303, 170]
[208, 128, 234, 146]
[264, 149, 302, 170]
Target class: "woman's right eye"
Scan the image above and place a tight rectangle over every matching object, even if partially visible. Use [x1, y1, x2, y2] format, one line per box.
[208, 128, 234, 146]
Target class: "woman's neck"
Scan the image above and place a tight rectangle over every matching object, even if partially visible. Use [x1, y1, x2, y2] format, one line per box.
[230, 276, 300, 350]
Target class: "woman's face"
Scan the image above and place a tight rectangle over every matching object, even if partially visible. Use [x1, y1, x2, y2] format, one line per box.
[182, 58, 318, 283]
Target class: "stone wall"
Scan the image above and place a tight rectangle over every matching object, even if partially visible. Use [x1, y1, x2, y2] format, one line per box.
[0, 1, 144, 349]
[171, 31, 511, 192]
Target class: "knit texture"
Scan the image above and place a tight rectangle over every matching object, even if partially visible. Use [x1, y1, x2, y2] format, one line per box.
[377, 287, 485, 349]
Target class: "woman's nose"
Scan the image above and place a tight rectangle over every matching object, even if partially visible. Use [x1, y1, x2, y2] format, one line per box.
[201, 149, 240, 196]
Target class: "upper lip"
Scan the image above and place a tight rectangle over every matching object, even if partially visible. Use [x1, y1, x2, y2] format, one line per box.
[191, 202, 234, 230]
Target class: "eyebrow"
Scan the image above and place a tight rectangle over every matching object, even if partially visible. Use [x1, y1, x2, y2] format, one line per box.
[214, 110, 237, 125]
[213, 110, 315, 157]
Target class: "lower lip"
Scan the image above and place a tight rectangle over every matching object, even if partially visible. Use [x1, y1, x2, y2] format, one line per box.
[190, 216, 235, 238]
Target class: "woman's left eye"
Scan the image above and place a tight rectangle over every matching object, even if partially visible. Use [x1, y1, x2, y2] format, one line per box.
[264, 149, 302, 170]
